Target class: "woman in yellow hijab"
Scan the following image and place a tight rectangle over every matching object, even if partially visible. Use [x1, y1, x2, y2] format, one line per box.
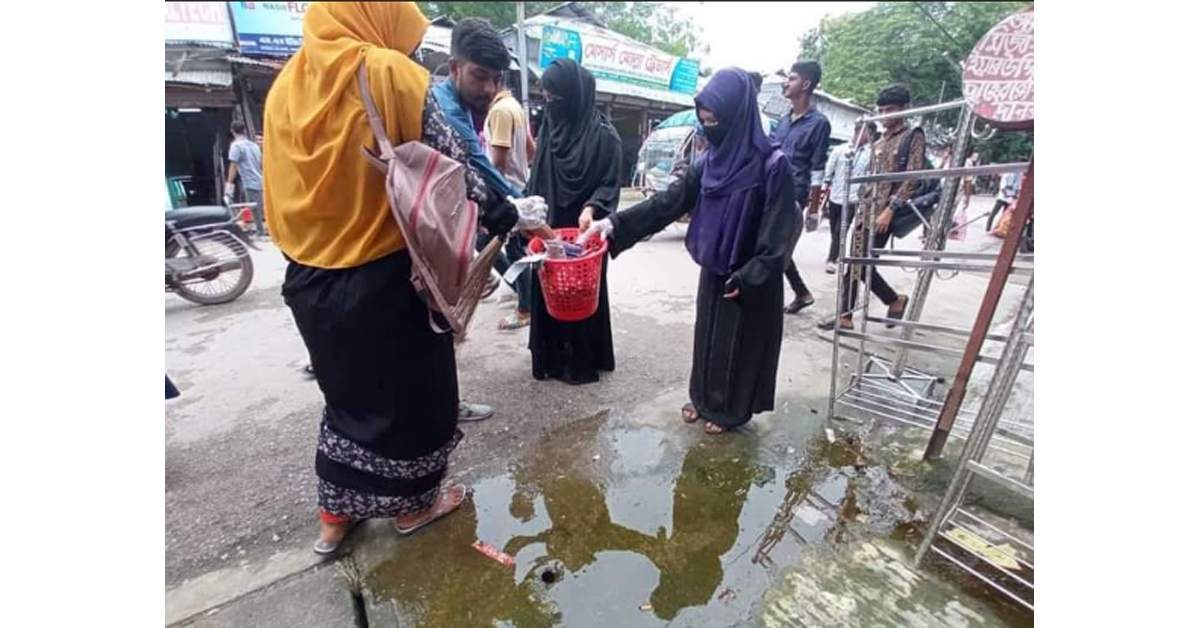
[264, 2, 504, 554]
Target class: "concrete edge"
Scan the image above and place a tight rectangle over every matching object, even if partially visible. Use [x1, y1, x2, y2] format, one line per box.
[166, 547, 329, 625]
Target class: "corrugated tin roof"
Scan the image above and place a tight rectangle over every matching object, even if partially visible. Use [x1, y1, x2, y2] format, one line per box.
[226, 55, 286, 71]
[165, 68, 233, 88]
[165, 40, 235, 50]
[538, 2, 605, 28]
[759, 75, 869, 119]
[421, 24, 453, 56]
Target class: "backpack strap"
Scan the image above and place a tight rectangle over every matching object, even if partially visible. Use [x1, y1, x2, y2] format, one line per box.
[357, 63, 459, 336]
[896, 126, 920, 173]
[356, 63, 395, 158]
[887, 126, 926, 199]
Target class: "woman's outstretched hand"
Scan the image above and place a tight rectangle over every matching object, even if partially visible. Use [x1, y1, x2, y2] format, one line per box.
[578, 205, 596, 231]
[576, 218, 613, 244]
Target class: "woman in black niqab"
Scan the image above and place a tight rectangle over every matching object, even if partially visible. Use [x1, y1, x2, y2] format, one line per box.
[526, 58, 621, 385]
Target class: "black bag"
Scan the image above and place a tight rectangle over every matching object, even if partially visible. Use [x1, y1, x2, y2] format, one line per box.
[887, 128, 941, 240]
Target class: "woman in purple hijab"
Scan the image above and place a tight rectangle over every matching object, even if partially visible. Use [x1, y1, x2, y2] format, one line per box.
[580, 68, 796, 434]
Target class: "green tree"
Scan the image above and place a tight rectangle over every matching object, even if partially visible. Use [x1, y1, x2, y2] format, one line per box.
[800, 2, 1032, 160]
[800, 2, 1030, 106]
[416, 2, 705, 58]
[416, 2, 560, 28]
[590, 2, 707, 58]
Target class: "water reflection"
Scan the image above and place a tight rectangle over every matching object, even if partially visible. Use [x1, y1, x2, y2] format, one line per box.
[368, 414, 759, 626]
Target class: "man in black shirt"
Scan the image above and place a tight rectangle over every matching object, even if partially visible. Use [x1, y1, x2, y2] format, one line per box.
[771, 61, 831, 314]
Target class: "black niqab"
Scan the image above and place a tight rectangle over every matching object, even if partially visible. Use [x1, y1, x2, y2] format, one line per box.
[529, 58, 620, 225]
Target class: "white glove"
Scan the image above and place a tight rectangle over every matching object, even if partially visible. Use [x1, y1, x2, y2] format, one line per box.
[576, 218, 613, 244]
[224, 182, 236, 198]
[509, 195, 549, 231]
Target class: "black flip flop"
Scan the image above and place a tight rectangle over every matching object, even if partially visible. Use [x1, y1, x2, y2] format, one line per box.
[886, 296, 909, 329]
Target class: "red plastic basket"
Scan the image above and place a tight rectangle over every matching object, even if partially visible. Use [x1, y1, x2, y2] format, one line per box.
[528, 227, 608, 322]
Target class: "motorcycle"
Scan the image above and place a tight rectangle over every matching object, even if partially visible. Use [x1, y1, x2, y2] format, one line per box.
[166, 205, 260, 305]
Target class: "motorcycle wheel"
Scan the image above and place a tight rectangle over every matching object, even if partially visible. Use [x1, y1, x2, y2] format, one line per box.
[166, 234, 254, 305]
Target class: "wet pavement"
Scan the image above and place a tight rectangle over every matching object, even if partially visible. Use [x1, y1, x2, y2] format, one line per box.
[167, 196, 1033, 626]
[354, 388, 1030, 628]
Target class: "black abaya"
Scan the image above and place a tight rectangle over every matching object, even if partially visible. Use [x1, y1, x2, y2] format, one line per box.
[609, 163, 796, 428]
[526, 59, 622, 385]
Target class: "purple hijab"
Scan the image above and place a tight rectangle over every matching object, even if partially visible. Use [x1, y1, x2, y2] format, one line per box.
[686, 68, 779, 275]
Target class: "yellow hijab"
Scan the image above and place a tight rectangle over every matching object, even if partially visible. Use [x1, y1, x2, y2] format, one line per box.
[264, 2, 430, 269]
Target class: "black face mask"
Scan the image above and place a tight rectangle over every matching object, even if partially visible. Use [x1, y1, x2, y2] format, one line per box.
[703, 123, 728, 148]
[547, 97, 571, 122]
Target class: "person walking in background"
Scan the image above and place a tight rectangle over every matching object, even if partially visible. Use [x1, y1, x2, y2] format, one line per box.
[486, 83, 538, 330]
[960, 151, 979, 210]
[820, 83, 920, 331]
[821, 121, 875, 274]
[771, 61, 831, 315]
[988, 170, 1023, 233]
[225, 121, 265, 238]
[526, 58, 621, 385]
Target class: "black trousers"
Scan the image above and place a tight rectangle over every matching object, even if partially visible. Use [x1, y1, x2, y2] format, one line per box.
[506, 233, 532, 314]
[476, 232, 532, 314]
[827, 201, 852, 263]
[839, 223, 899, 315]
[785, 203, 810, 298]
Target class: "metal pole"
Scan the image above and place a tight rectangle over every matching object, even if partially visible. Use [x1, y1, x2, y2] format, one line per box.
[516, 2, 531, 118]
[827, 125, 868, 419]
[925, 159, 1034, 460]
[891, 105, 974, 379]
[860, 99, 966, 123]
[855, 142, 879, 386]
[915, 277, 1033, 564]
[965, 276, 1034, 464]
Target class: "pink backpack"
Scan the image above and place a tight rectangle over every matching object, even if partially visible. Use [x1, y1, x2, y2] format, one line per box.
[356, 64, 499, 337]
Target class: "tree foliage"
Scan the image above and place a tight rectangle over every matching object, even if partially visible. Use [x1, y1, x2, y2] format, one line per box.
[416, 2, 560, 28]
[416, 2, 705, 58]
[589, 2, 706, 58]
[800, 2, 1033, 160]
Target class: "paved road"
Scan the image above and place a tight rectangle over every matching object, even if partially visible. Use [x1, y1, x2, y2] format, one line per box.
[166, 195, 1022, 605]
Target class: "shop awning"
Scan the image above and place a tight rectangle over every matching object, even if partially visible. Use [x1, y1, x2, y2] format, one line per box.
[165, 68, 233, 88]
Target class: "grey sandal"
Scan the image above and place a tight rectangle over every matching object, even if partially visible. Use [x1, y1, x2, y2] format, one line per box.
[313, 519, 363, 556]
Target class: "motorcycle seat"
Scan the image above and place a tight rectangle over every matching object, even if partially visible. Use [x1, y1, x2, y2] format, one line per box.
[166, 205, 232, 230]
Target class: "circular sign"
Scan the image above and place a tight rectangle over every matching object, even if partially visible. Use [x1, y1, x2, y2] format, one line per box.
[963, 7, 1034, 130]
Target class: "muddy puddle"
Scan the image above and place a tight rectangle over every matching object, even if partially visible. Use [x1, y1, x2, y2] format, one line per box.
[364, 409, 1026, 627]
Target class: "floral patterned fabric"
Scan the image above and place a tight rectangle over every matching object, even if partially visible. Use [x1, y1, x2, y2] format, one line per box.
[422, 88, 487, 205]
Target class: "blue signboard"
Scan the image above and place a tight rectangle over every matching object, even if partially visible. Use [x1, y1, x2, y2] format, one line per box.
[539, 25, 582, 69]
[539, 24, 699, 94]
[669, 59, 700, 94]
[228, 2, 309, 56]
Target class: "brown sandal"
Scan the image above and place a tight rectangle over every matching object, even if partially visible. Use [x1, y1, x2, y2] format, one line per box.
[681, 403, 700, 424]
[395, 484, 467, 536]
